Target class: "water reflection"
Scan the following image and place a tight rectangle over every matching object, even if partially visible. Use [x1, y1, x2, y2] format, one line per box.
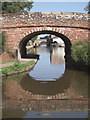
[2, 69, 88, 118]
[71, 71, 88, 98]
[2, 46, 88, 97]
[20, 69, 88, 97]
[28, 47, 38, 54]
[29, 46, 65, 81]
[3, 109, 26, 118]
[2, 69, 88, 98]
[50, 47, 65, 64]
[21, 69, 71, 95]
[2, 46, 88, 118]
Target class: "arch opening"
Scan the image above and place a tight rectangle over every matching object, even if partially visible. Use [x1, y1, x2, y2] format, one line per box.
[19, 30, 72, 60]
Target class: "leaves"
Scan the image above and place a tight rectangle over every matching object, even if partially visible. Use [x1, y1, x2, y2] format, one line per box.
[31, 36, 38, 43]
[2, 0, 34, 14]
[72, 40, 89, 65]
[0, 32, 7, 53]
[84, 1, 90, 13]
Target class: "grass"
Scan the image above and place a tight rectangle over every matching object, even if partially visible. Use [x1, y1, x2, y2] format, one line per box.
[1, 60, 35, 75]
[0, 59, 19, 64]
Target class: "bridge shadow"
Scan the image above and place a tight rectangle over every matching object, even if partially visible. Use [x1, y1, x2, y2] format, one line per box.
[21, 54, 39, 60]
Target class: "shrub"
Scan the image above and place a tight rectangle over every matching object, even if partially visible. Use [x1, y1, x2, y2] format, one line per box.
[12, 61, 21, 71]
[71, 40, 89, 65]
[26, 42, 30, 46]
[2, 67, 11, 75]
[0, 32, 15, 58]
[0, 32, 7, 53]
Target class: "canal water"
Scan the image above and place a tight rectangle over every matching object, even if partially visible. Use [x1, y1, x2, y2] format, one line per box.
[29, 45, 65, 82]
[2, 45, 88, 118]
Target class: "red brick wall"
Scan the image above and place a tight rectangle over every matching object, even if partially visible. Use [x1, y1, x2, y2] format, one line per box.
[1, 12, 89, 52]
[1, 27, 88, 52]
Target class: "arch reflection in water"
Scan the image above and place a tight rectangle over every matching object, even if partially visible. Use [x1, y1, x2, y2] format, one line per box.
[21, 69, 71, 95]
[20, 69, 88, 97]
[29, 46, 65, 82]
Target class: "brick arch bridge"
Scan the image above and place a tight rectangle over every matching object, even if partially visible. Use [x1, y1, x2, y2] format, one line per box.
[1, 12, 89, 59]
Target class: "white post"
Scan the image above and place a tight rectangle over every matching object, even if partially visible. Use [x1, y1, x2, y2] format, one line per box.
[18, 48, 21, 60]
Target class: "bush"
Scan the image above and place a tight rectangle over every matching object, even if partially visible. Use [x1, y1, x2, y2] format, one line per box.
[26, 42, 30, 46]
[0, 32, 6, 53]
[12, 61, 21, 71]
[2, 67, 11, 75]
[71, 40, 89, 65]
[0, 32, 15, 58]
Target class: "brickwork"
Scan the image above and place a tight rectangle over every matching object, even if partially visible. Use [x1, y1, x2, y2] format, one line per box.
[1, 12, 89, 55]
[5, 79, 84, 101]
[1, 12, 88, 28]
[2, 27, 88, 51]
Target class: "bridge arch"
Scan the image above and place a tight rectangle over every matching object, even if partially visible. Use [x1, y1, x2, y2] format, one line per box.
[1, 12, 88, 59]
[19, 27, 72, 58]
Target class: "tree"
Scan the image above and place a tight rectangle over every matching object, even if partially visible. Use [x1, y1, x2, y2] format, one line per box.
[31, 36, 38, 43]
[1, 0, 33, 14]
[84, 1, 90, 13]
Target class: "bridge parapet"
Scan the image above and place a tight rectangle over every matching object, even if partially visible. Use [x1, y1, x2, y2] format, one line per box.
[1, 12, 89, 29]
[0, 12, 89, 58]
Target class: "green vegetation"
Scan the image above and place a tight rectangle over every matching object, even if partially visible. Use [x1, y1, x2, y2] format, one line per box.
[0, 33, 2, 54]
[31, 36, 38, 43]
[0, 32, 6, 53]
[71, 40, 89, 66]
[26, 36, 38, 46]
[0, 32, 15, 59]
[1, 60, 35, 75]
[2, 0, 33, 14]
[26, 42, 31, 46]
[84, 1, 90, 13]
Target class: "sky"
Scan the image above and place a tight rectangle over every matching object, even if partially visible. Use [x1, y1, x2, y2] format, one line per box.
[30, 2, 88, 39]
[30, 2, 88, 13]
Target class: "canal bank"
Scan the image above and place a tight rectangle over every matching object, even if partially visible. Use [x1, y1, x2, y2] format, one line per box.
[0, 59, 37, 77]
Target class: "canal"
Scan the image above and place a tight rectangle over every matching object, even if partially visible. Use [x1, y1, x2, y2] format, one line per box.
[2, 45, 88, 118]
